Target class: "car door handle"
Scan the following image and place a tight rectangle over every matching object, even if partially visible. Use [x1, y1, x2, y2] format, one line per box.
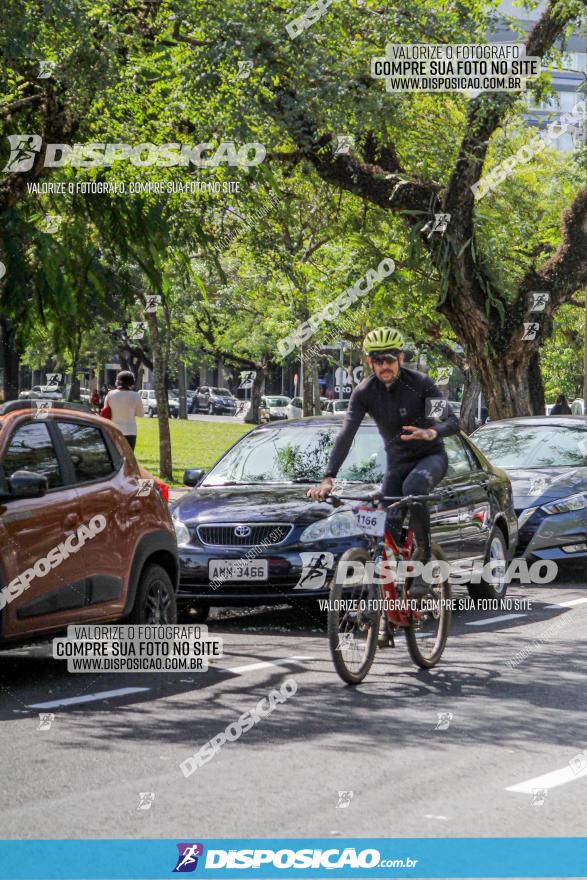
[63, 513, 79, 530]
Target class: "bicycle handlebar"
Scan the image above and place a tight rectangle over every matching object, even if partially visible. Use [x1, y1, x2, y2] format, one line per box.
[325, 490, 447, 507]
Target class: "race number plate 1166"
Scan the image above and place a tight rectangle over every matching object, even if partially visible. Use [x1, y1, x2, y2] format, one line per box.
[354, 507, 386, 537]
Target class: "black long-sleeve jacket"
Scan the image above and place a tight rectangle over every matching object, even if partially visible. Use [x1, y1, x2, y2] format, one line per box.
[324, 367, 460, 477]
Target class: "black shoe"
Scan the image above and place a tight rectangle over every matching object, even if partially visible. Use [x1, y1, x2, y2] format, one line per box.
[377, 616, 391, 648]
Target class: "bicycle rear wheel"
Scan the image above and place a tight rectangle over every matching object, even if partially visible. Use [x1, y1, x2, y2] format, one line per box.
[405, 546, 451, 669]
[327, 548, 380, 684]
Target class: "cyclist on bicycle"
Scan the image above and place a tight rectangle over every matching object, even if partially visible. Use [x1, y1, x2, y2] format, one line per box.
[307, 326, 460, 599]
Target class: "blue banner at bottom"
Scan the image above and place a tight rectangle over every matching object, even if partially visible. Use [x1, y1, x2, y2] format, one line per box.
[0, 838, 585, 879]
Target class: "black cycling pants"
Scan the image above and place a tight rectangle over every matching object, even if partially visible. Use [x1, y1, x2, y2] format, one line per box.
[381, 451, 448, 561]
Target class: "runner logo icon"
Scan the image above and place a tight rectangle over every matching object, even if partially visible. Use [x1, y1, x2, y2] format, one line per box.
[173, 843, 204, 873]
[297, 552, 335, 589]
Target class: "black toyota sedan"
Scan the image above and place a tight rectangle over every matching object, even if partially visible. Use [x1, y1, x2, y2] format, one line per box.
[170, 417, 518, 621]
[473, 416, 587, 567]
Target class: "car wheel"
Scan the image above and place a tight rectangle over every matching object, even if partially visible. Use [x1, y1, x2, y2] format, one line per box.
[129, 564, 177, 623]
[207, 402, 214, 415]
[148, 407, 155, 418]
[178, 603, 210, 623]
[467, 526, 508, 603]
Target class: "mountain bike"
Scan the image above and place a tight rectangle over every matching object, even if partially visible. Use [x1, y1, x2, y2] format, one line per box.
[325, 491, 451, 684]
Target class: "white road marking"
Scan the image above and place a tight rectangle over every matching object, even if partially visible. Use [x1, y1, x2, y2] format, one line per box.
[424, 814, 449, 820]
[27, 687, 149, 709]
[506, 762, 587, 793]
[465, 614, 526, 626]
[545, 598, 587, 609]
[227, 655, 314, 674]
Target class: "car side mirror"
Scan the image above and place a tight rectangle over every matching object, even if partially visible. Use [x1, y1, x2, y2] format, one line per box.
[184, 468, 206, 487]
[5, 470, 48, 499]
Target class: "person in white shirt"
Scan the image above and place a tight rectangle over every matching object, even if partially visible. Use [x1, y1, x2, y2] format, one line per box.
[104, 371, 143, 451]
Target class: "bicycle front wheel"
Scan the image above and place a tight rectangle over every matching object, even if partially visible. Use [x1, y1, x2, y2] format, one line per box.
[327, 548, 380, 685]
[405, 546, 451, 669]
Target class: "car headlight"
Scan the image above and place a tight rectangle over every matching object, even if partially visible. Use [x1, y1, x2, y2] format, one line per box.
[300, 510, 363, 543]
[518, 507, 538, 528]
[173, 517, 191, 545]
[541, 493, 587, 515]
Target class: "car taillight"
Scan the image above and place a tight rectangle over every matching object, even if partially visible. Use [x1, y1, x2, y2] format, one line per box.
[155, 480, 169, 503]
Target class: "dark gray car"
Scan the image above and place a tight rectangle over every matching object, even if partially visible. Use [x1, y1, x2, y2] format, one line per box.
[170, 416, 518, 621]
[473, 416, 587, 567]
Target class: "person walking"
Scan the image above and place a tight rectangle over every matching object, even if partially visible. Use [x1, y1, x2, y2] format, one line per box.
[550, 393, 572, 415]
[99, 384, 109, 408]
[103, 371, 143, 451]
[90, 388, 100, 414]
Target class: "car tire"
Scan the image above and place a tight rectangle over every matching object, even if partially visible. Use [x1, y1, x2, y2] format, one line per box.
[207, 403, 214, 415]
[178, 603, 210, 623]
[148, 407, 155, 418]
[467, 526, 508, 603]
[129, 563, 177, 623]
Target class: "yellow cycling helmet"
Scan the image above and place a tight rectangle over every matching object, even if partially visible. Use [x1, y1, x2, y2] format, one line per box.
[362, 326, 405, 354]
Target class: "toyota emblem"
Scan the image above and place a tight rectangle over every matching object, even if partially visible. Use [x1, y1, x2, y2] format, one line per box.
[234, 525, 251, 538]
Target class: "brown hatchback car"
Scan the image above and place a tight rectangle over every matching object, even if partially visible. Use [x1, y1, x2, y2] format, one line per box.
[0, 401, 179, 646]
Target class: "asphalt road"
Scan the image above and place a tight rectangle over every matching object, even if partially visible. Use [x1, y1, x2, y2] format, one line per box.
[1, 579, 586, 840]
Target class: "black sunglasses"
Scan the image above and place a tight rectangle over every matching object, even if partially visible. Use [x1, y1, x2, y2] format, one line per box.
[371, 353, 398, 365]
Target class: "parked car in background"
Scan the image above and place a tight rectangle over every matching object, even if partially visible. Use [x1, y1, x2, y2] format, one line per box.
[140, 389, 179, 418]
[18, 385, 64, 401]
[191, 387, 237, 415]
[571, 399, 585, 416]
[170, 416, 517, 621]
[286, 397, 329, 419]
[473, 416, 587, 568]
[0, 400, 179, 646]
[322, 399, 350, 415]
[259, 396, 291, 422]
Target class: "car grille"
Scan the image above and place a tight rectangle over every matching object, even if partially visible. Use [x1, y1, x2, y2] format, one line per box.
[196, 523, 293, 546]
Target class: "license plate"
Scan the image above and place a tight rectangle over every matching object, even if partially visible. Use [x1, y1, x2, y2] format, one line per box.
[354, 507, 386, 537]
[209, 559, 268, 581]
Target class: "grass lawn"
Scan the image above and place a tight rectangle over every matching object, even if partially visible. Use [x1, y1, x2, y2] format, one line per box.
[135, 418, 252, 486]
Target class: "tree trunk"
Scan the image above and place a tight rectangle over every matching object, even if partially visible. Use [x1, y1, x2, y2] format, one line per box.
[583, 286, 587, 414]
[475, 349, 538, 419]
[67, 333, 82, 401]
[312, 361, 321, 413]
[459, 368, 481, 434]
[302, 346, 319, 416]
[528, 351, 546, 415]
[144, 310, 172, 482]
[177, 340, 188, 420]
[0, 316, 20, 401]
[245, 365, 265, 424]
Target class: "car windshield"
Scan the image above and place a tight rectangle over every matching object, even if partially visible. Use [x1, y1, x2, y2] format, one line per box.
[202, 424, 385, 485]
[265, 397, 289, 407]
[212, 388, 231, 396]
[473, 424, 587, 468]
[333, 400, 349, 411]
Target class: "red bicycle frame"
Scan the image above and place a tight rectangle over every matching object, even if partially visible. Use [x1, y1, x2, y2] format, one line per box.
[379, 522, 417, 628]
